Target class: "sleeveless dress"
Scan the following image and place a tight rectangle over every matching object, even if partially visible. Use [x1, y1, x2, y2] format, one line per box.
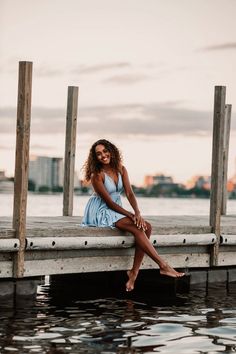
[82, 172, 125, 227]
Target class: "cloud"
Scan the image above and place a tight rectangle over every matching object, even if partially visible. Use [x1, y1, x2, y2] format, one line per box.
[2, 102, 235, 137]
[200, 42, 236, 51]
[103, 73, 150, 85]
[0, 106, 65, 119]
[30, 144, 55, 150]
[35, 66, 64, 77]
[0, 145, 13, 150]
[0, 142, 55, 151]
[79, 103, 214, 136]
[72, 62, 131, 75]
[1, 60, 132, 78]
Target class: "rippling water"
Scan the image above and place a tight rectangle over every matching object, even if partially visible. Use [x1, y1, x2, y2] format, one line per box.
[1, 194, 236, 353]
[0, 280, 236, 353]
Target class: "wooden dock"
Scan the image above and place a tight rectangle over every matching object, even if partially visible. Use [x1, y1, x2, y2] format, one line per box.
[1, 61, 235, 284]
[0, 215, 236, 279]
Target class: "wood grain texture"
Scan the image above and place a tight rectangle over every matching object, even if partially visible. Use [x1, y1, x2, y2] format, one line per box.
[2, 215, 236, 235]
[210, 86, 226, 266]
[63, 86, 79, 216]
[221, 104, 232, 215]
[23, 253, 210, 277]
[12, 62, 33, 278]
[0, 261, 14, 278]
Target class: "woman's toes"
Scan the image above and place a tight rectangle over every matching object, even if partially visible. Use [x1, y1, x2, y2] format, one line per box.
[126, 270, 137, 292]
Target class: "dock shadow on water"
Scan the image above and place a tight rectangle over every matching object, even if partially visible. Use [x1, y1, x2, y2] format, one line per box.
[0, 271, 235, 353]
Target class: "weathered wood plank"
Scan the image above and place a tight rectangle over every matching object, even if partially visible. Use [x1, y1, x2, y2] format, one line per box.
[0, 215, 214, 229]
[25, 226, 212, 237]
[221, 228, 236, 234]
[12, 61, 33, 278]
[218, 252, 236, 266]
[210, 86, 226, 266]
[23, 253, 210, 277]
[0, 230, 15, 238]
[210, 86, 226, 227]
[0, 215, 229, 236]
[63, 86, 79, 216]
[0, 261, 13, 278]
[221, 104, 232, 215]
[22, 245, 210, 262]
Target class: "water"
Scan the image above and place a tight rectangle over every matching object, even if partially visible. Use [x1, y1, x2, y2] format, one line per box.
[1, 193, 236, 216]
[0, 282, 236, 353]
[0, 194, 236, 353]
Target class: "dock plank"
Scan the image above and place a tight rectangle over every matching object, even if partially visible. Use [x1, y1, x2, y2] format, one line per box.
[0, 215, 213, 236]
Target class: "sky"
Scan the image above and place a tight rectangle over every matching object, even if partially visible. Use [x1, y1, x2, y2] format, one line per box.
[1, 0, 236, 185]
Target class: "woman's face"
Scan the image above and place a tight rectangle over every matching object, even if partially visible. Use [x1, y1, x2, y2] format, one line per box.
[95, 144, 111, 165]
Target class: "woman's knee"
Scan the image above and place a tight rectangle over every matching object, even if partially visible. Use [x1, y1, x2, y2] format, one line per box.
[115, 217, 133, 230]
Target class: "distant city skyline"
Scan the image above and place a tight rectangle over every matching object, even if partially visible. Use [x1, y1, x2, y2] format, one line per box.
[1, 0, 236, 185]
[1, 154, 236, 188]
[29, 155, 64, 191]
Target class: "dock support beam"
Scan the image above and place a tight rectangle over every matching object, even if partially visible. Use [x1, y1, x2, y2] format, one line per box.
[63, 86, 79, 216]
[210, 86, 226, 266]
[221, 104, 232, 215]
[13, 61, 33, 278]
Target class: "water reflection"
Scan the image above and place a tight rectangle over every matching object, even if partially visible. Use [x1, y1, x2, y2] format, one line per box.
[0, 279, 235, 353]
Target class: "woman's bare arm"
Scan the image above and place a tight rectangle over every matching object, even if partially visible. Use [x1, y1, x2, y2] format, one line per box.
[121, 166, 147, 230]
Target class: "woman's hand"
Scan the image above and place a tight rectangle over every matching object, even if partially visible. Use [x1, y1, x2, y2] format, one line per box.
[133, 212, 147, 231]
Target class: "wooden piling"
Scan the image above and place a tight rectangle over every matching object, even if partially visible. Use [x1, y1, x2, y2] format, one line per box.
[210, 86, 226, 266]
[12, 61, 33, 278]
[221, 104, 232, 215]
[63, 86, 79, 216]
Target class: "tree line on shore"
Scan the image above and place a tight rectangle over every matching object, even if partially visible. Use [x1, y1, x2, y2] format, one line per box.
[27, 179, 213, 198]
[0, 177, 230, 198]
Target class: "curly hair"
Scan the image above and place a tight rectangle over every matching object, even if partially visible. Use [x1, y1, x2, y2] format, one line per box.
[83, 139, 123, 181]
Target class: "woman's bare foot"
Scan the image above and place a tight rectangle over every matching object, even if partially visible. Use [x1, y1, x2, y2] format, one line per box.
[160, 263, 185, 278]
[126, 270, 138, 292]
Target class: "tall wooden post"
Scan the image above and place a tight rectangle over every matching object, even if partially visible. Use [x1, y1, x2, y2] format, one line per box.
[221, 104, 232, 215]
[209, 86, 226, 266]
[63, 86, 79, 216]
[12, 61, 33, 278]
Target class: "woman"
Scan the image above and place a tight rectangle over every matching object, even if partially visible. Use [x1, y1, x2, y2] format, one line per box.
[82, 139, 185, 291]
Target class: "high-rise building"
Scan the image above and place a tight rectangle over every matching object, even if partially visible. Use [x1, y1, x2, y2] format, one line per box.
[0, 170, 6, 180]
[29, 156, 63, 190]
[0, 170, 14, 193]
[186, 175, 211, 190]
[143, 173, 173, 187]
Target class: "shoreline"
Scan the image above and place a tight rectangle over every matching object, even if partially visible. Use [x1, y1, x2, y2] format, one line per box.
[1, 191, 236, 200]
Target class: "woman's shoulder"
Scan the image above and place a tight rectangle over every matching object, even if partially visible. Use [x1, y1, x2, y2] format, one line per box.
[120, 165, 128, 176]
[91, 171, 104, 182]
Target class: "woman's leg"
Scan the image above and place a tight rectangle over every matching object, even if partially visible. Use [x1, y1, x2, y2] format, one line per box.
[126, 222, 152, 291]
[115, 217, 184, 290]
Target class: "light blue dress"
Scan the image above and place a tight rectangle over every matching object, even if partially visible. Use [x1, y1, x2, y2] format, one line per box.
[82, 172, 125, 227]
